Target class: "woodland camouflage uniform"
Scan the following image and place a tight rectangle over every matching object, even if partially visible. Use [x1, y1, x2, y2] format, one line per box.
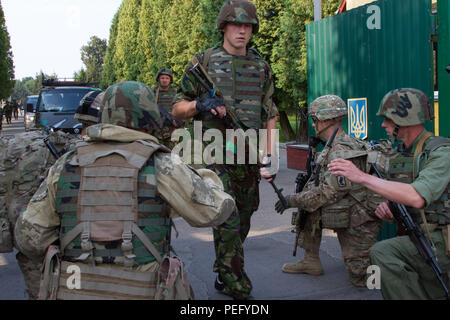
[152, 68, 179, 149]
[174, 0, 278, 299]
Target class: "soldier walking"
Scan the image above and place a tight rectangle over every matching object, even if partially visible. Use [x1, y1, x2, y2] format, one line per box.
[172, 0, 278, 299]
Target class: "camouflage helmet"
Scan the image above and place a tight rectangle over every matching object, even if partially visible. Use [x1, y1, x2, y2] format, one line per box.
[102, 81, 162, 132]
[377, 88, 433, 126]
[216, 0, 259, 34]
[156, 68, 173, 84]
[308, 95, 347, 121]
[75, 90, 103, 125]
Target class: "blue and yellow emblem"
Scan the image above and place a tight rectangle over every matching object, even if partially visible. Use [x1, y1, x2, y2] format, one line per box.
[348, 98, 368, 140]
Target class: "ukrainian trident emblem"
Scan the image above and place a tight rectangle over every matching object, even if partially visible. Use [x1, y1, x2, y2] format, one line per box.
[348, 98, 368, 140]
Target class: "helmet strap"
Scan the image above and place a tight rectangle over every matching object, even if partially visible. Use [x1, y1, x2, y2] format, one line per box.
[316, 119, 338, 138]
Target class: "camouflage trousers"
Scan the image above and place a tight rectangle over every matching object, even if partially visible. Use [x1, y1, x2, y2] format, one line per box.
[208, 163, 260, 299]
[16, 252, 41, 300]
[299, 210, 381, 287]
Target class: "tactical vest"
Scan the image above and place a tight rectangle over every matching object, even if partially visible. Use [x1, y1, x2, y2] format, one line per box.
[194, 46, 266, 130]
[320, 134, 387, 229]
[388, 134, 450, 226]
[154, 87, 177, 113]
[56, 141, 172, 267]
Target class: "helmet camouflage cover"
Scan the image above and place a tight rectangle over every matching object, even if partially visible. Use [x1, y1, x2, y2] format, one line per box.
[309, 95, 347, 121]
[377, 88, 433, 126]
[75, 90, 103, 125]
[216, 0, 259, 34]
[102, 81, 162, 132]
[156, 68, 173, 83]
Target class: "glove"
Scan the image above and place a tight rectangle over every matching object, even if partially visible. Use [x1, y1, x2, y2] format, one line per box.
[275, 195, 292, 214]
[195, 97, 224, 113]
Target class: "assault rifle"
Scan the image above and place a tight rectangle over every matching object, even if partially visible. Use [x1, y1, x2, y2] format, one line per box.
[158, 104, 183, 128]
[187, 60, 248, 131]
[291, 128, 337, 256]
[43, 136, 64, 160]
[43, 125, 67, 160]
[371, 163, 450, 300]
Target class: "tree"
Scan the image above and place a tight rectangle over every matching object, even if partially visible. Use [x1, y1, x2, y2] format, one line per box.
[80, 36, 107, 83]
[113, 0, 142, 81]
[102, 7, 121, 88]
[73, 68, 87, 82]
[0, 2, 15, 100]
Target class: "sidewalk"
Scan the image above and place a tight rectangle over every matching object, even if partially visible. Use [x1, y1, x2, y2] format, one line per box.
[171, 147, 383, 300]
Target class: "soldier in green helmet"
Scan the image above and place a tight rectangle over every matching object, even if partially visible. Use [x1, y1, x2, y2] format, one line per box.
[329, 88, 450, 299]
[275, 94, 383, 287]
[152, 68, 180, 149]
[172, 0, 278, 299]
[14, 81, 236, 300]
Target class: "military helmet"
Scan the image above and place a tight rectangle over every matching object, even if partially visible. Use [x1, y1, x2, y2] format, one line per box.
[377, 88, 433, 126]
[75, 90, 103, 125]
[308, 95, 347, 121]
[102, 81, 162, 132]
[216, 0, 259, 34]
[156, 68, 173, 84]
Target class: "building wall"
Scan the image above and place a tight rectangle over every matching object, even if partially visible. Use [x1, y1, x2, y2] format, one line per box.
[347, 0, 436, 11]
[346, 0, 377, 10]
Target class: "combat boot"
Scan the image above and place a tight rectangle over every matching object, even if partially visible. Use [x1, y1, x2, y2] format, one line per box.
[281, 250, 324, 275]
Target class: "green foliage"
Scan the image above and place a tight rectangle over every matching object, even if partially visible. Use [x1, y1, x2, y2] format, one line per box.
[101, 0, 341, 114]
[101, 8, 121, 88]
[80, 36, 107, 83]
[11, 72, 55, 104]
[0, 2, 15, 100]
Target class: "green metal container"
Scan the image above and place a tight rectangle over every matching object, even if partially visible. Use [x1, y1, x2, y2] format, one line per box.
[438, 0, 450, 138]
[306, 0, 435, 240]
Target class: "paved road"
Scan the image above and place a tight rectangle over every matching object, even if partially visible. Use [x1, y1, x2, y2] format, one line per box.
[0, 117, 382, 300]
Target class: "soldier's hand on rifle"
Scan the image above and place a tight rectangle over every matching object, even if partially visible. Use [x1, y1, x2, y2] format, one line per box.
[195, 97, 226, 118]
[375, 201, 394, 223]
[275, 195, 293, 214]
[260, 154, 275, 182]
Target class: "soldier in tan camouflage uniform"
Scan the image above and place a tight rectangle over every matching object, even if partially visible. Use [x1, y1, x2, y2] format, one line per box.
[275, 95, 383, 287]
[14, 81, 235, 300]
[0, 90, 102, 299]
[173, 0, 278, 299]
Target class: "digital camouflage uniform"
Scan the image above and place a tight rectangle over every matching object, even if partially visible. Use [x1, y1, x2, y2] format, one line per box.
[0, 130, 78, 299]
[152, 68, 179, 149]
[14, 81, 235, 300]
[173, 0, 278, 299]
[280, 95, 383, 287]
[370, 88, 450, 299]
